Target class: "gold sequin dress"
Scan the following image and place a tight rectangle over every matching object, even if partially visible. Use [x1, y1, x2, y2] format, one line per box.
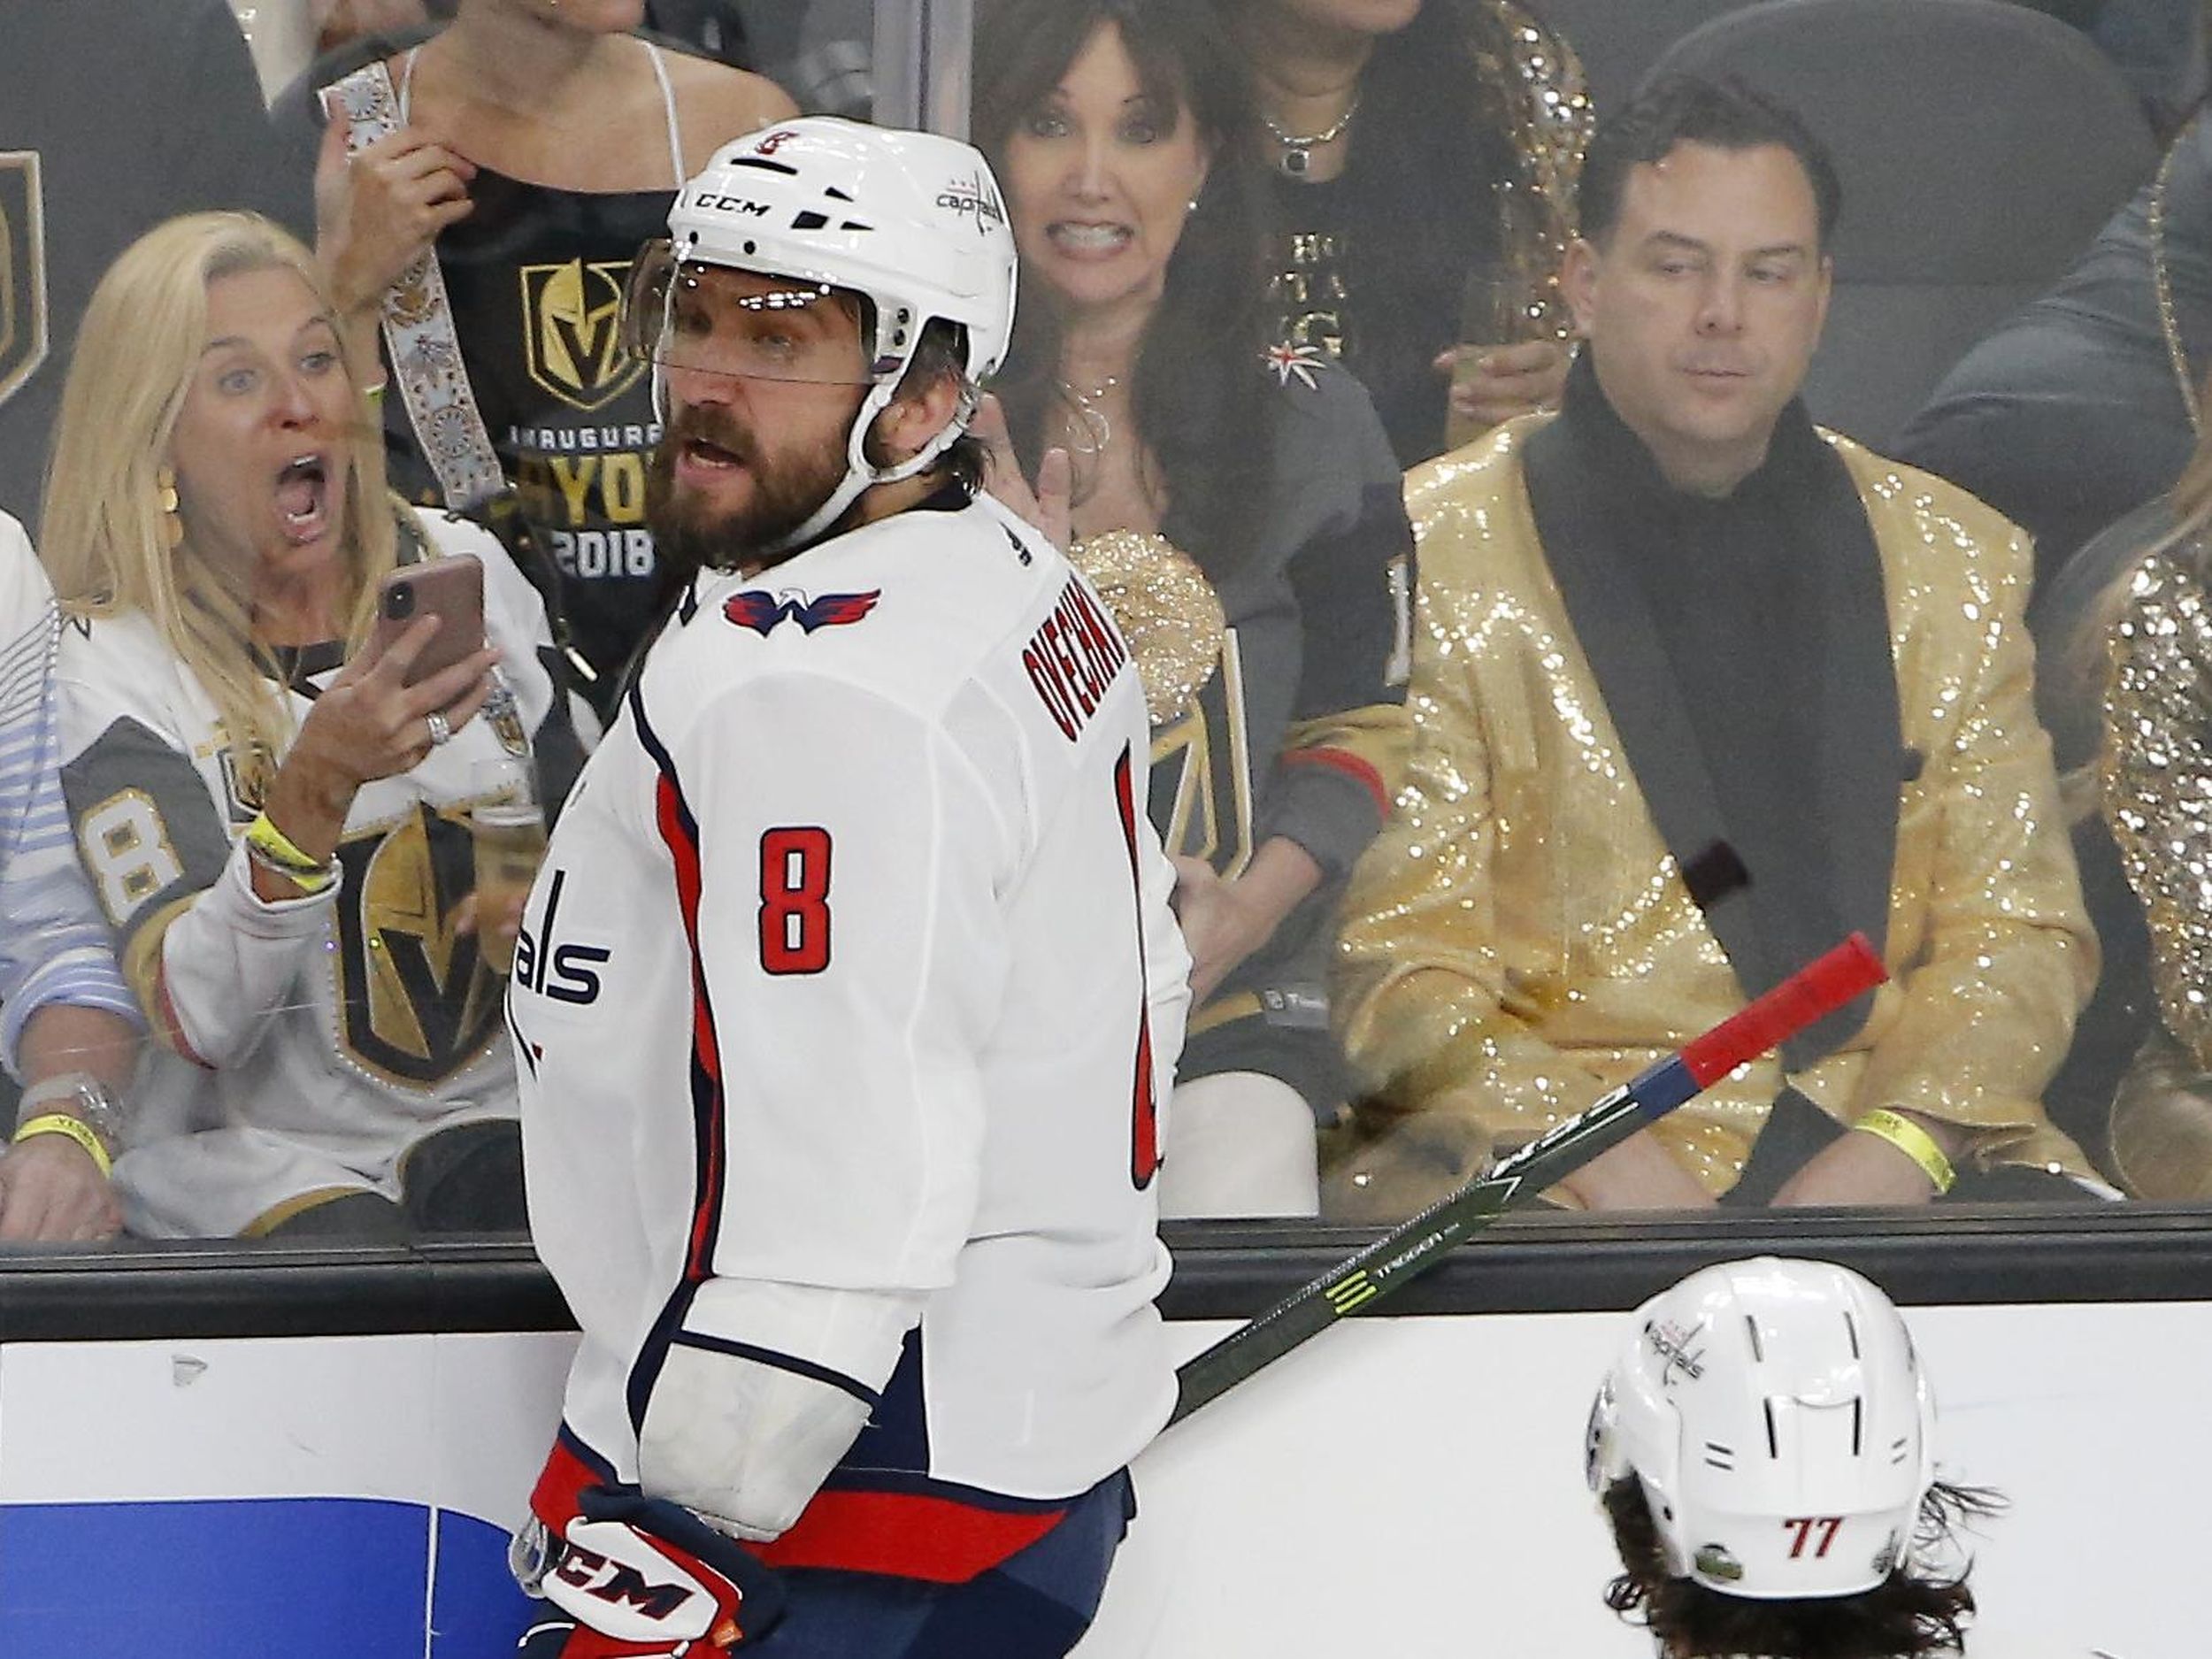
[1329, 417, 2098, 1218]
[2099, 544, 2212, 1195]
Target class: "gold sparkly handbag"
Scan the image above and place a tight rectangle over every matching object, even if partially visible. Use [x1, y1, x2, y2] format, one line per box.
[1068, 529, 1226, 727]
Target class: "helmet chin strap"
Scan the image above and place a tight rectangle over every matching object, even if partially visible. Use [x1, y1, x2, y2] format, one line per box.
[649, 350, 979, 564]
[754, 379, 978, 558]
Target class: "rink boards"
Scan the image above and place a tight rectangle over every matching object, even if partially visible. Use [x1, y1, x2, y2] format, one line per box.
[0, 1209, 2198, 1656]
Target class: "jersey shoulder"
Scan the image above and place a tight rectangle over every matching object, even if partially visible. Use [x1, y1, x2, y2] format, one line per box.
[51, 606, 197, 757]
[661, 496, 1066, 718]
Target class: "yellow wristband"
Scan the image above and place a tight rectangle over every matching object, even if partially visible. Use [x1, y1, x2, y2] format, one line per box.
[245, 810, 323, 872]
[12, 1113, 113, 1178]
[244, 812, 338, 894]
[1854, 1109, 1955, 1194]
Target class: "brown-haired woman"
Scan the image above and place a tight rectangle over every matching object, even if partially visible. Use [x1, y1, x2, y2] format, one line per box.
[974, 0, 1416, 1218]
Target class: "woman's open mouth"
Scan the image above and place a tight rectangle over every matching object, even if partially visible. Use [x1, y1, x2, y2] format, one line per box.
[274, 451, 333, 546]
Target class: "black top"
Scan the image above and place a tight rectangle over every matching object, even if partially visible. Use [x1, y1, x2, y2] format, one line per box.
[0, 0, 281, 529]
[385, 164, 674, 715]
[1523, 351, 1901, 1066]
[1556, 354, 1852, 1000]
[1259, 15, 1508, 471]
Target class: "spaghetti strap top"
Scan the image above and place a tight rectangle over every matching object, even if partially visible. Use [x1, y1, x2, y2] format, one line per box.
[380, 35, 693, 715]
[399, 35, 687, 186]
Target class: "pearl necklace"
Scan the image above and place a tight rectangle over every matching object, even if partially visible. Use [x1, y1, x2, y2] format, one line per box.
[1262, 96, 1361, 177]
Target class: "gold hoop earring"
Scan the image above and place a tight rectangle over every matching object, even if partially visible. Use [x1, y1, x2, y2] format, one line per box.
[156, 465, 184, 551]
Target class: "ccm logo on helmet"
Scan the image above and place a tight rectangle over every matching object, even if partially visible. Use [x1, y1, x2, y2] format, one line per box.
[691, 194, 772, 217]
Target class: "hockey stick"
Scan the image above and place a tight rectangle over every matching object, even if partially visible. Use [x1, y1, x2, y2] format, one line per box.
[1169, 932, 1887, 1424]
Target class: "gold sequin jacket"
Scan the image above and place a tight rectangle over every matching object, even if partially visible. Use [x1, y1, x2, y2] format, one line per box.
[2103, 543, 2212, 1073]
[1333, 418, 2097, 1212]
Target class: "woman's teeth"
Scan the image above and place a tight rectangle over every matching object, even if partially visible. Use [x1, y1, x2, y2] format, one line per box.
[1050, 223, 1132, 253]
[276, 454, 328, 534]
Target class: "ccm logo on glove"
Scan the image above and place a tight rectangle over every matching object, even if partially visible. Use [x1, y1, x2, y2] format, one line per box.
[548, 1531, 702, 1625]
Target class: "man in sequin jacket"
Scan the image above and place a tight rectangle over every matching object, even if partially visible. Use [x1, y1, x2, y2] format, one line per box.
[1329, 77, 2100, 1217]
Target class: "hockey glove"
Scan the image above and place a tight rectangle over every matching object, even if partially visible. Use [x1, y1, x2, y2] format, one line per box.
[515, 1469, 787, 1654]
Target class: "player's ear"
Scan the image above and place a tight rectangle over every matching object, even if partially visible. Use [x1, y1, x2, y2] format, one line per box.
[872, 368, 965, 468]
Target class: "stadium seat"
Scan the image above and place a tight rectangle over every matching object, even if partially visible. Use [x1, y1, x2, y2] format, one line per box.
[1643, 0, 2158, 449]
[1522, 0, 1762, 116]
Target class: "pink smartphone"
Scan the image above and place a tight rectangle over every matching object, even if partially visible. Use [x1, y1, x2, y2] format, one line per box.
[371, 556, 486, 687]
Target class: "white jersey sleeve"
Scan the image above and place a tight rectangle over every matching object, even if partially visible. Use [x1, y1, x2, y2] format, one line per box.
[53, 613, 333, 1072]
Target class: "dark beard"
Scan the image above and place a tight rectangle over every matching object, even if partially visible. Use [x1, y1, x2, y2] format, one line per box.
[644, 407, 850, 588]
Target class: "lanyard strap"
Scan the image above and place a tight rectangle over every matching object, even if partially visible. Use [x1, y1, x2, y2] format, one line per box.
[326, 61, 508, 510]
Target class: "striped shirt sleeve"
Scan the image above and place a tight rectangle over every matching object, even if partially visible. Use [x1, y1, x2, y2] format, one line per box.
[0, 527, 141, 1077]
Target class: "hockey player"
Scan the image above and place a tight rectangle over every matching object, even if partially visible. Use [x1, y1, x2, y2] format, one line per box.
[505, 118, 1191, 1657]
[1586, 1256, 2000, 1659]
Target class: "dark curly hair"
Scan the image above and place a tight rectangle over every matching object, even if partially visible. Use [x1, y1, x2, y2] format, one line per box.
[972, 0, 1274, 581]
[1600, 1476, 2002, 1659]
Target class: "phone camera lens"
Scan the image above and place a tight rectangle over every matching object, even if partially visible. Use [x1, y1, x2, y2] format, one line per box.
[386, 583, 415, 619]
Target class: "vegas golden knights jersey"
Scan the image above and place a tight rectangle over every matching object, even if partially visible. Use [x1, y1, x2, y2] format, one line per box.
[52, 511, 590, 1237]
[1134, 358, 1415, 1100]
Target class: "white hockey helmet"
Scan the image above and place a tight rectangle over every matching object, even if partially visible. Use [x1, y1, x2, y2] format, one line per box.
[1585, 1256, 1937, 1601]
[624, 116, 1018, 551]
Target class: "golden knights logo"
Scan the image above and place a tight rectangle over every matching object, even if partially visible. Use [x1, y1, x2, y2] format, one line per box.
[520, 258, 644, 412]
[0, 153, 50, 406]
[334, 805, 503, 1087]
[1150, 630, 1254, 879]
[216, 736, 278, 821]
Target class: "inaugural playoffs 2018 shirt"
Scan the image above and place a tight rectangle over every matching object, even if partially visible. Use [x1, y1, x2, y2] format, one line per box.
[510, 492, 1190, 1566]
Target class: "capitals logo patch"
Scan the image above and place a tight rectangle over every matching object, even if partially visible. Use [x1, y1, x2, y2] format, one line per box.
[0, 153, 50, 407]
[725, 589, 880, 635]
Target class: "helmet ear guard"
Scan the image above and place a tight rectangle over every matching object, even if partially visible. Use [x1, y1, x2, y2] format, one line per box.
[1586, 1256, 1938, 1602]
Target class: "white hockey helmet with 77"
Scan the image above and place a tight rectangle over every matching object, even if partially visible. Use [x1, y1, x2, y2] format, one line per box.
[624, 116, 1018, 551]
[1585, 1256, 1937, 1601]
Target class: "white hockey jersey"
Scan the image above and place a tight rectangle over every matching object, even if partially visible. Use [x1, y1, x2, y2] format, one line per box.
[511, 492, 1190, 1578]
[52, 511, 592, 1237]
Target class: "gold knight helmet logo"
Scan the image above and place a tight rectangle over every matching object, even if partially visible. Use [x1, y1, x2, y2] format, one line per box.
[334, 806, 503, 1087]
[0, 153, 50, 406]
[520, 257, 645, 412]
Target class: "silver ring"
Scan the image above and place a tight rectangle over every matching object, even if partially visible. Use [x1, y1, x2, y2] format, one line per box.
[426, 710, 451, 747]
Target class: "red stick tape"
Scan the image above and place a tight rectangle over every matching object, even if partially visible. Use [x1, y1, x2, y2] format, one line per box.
[1678, 933, 1888, 1088]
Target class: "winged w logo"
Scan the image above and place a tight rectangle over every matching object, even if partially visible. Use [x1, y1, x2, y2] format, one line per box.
[724, 589, 881, 635]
